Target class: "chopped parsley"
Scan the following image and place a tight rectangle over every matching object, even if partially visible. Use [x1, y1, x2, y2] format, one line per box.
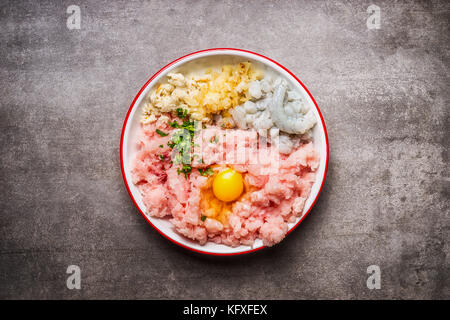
[169, 120, 179, 128]
[155, 129, 168, 137]
[166, 115, 199, 179]
[201, 215, 207, 222]
[176, 108, 188, 119]
[177, 164, 192, 178]
[167, 141, 176, 149]
[159, 154, 165, 161]
[160, 110, 202, 180]
[159, 144, 164, 148]
[198, 167, 214, 176]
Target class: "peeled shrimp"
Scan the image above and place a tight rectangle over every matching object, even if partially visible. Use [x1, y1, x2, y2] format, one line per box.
[269, 79, 316, 135]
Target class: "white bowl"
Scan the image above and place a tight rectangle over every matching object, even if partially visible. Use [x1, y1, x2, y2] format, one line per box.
[120, 48, 329, 255]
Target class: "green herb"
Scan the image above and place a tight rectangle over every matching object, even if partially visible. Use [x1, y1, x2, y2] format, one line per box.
[167, 141, 176, 149]
[201, 215, 207, 222]
[177, 164, 192, 179]
[176, 108, 188, 119]
[156, 129, 168, 137]
[169, 120, 180, 128]
[159, 144, 164, 148]
[182, 120, 195, 133]
[166, 118, 199, 179]
[159, 154, 165, 161]
[198, 167, 214, 176]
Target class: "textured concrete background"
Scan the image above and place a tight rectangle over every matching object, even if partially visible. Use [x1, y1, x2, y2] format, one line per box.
[0, 0, 448, 299]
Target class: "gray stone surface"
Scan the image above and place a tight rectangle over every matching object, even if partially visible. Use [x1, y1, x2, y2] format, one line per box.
[0, 0, 448, 299]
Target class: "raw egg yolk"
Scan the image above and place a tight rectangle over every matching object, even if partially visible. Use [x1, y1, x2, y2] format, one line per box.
[212, 168, 244, 202]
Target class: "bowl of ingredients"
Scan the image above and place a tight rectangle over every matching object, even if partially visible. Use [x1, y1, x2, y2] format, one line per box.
[121, 48, 328, 255]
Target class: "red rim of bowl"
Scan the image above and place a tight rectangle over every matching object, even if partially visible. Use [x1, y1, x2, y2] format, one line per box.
[120, 48, 329, 256]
